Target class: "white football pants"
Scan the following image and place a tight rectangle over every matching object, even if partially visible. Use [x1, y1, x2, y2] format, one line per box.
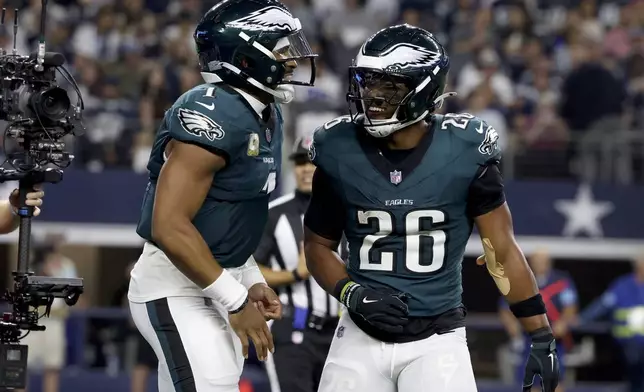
[129, 296, 244, 392]
[318, 312, 478, 392]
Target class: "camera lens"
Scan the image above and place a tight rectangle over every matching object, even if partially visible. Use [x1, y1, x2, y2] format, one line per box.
[30, 87, 70, 121]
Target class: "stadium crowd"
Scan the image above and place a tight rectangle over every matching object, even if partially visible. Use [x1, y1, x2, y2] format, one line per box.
[0, 0, 640, 182]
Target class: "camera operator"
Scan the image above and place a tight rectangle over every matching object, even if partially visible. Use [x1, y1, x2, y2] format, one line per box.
[0, 186, 45, 234]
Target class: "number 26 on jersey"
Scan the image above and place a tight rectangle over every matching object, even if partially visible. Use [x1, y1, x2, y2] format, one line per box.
[358, 210, 446, 274]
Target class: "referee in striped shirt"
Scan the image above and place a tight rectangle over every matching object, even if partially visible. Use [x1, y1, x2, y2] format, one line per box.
[254, 135, 342, 392]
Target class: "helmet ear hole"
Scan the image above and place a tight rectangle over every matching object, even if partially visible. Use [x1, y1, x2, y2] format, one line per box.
[232, 50, 257, 73]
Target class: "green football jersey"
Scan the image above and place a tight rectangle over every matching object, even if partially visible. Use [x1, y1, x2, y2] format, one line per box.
[137, 84, 283, 268]
[311, 113, 501, 317]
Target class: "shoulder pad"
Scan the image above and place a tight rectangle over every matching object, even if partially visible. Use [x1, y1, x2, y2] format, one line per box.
[309, 115, 353, 168]
[436, 113, 502, 164]
[169, 86, 253, 159]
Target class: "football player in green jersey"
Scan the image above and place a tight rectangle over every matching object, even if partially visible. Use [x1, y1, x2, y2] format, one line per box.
[127, 1, 317, 391]
[304, 24, 559, 392]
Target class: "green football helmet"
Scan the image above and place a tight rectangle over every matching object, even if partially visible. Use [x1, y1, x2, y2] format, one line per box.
[347, 24, 455, 137]
[194, 0, 317, 104]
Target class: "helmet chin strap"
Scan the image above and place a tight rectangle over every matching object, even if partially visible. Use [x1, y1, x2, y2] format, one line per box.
[362, 91, 457, 138]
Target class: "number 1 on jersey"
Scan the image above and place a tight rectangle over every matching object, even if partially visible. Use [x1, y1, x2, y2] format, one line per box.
[358, 209, 446, 273]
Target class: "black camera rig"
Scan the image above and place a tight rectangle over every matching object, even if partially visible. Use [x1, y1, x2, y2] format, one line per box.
[0, 1, 85, 389]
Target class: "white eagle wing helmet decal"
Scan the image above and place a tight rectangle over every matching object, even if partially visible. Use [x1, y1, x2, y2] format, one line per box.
[177, 108, 225, 142]
[356, 43, 442, 71]
[226, 6, 298, 32]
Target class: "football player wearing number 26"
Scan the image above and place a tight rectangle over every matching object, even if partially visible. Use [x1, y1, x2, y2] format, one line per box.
[127, 0, 318, 391]
[304, 24, 560, 392]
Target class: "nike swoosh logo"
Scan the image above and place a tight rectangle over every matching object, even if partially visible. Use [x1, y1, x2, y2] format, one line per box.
[362, 298, 378, 304]
[476, 122, 484, 134]
[196, 102, 215, 110]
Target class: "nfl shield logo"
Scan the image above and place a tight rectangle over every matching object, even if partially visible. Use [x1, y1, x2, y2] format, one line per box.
[265, 128, 272, 143]
[390, 170, 402, 185]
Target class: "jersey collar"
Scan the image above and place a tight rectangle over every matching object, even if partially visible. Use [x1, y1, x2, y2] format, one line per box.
[231, 87, 267, 117]
[200, 73, 267, 117]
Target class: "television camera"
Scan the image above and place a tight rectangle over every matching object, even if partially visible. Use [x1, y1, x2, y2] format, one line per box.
[0, 1, 85, 389]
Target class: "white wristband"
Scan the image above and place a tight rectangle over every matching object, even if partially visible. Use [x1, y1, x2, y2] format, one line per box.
[241, 257, 266, 288]
[203, 270, 248, 312]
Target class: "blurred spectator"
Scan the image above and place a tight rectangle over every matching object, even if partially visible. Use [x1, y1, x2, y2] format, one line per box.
[21, 241, 78, 392]
[514, 91, 570, 179]
[626, 32, 644, 130]
[457, 47, 516, 107]
[72, 6, 124, 62]
[444, 0, 490, 76]
[322, 0, 393, 72]
[559, 22, 628, 182]
[580, 253, 644, 392]
[494, 2, 535, 81]
[292, 45, 343, 107]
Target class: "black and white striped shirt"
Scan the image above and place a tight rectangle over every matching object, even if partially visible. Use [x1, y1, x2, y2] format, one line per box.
[254, 191, 342, 318]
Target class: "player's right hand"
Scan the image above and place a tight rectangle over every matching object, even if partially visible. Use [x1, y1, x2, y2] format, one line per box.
[229, 298, 274, 362]
[341, 282, 409, 333]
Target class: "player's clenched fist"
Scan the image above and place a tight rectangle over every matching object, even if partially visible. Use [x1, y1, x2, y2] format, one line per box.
[228, 297, 274, 362]
[336, 278, 409, 333]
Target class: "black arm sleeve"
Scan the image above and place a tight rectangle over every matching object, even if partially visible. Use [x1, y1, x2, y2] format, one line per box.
[303, 169, 345, 242]
[253, 212, 276, 266]
[466, 162, 506, 218]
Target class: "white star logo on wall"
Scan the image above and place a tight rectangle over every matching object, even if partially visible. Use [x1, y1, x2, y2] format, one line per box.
[554, 184, 614, 238]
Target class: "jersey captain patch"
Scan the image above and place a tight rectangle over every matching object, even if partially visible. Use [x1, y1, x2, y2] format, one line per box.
[177, 108, 225, 142]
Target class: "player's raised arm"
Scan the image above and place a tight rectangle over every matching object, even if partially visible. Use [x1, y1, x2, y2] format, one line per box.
[470, 162, 559, 391]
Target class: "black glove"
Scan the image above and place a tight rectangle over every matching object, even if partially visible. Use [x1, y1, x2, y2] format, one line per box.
[339, 281, 409, 333]
[523, 329, 560, 392]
